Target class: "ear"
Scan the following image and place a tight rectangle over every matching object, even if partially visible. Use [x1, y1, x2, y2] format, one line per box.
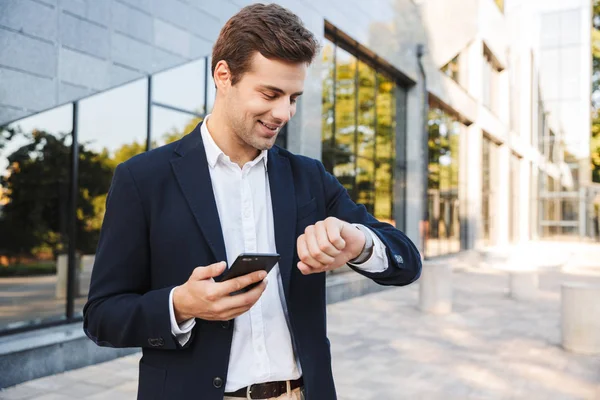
[214, 60, 231, 91]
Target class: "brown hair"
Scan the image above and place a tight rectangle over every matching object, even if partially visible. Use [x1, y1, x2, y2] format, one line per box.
[211, 3, 319, 85]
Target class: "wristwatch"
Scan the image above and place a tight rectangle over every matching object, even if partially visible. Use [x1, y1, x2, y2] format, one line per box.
[348, 224, 374, 264]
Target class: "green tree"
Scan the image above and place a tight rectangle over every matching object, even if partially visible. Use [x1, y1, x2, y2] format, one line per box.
[0, 129, 113, 258]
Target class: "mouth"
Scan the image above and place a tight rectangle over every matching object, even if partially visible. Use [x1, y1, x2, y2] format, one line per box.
[258, 120, 281, 133]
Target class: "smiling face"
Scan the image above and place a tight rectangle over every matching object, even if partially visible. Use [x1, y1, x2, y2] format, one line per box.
[215, 52, 307, 152]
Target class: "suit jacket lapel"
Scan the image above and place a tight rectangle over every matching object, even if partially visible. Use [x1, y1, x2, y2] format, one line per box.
[268, 149, 296, 299]
[170, 123, 228, 268]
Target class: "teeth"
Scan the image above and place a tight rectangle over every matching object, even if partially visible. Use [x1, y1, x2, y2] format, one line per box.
[260, 121, 279, 131]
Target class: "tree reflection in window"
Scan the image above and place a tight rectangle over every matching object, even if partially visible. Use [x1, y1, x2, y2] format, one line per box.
[321, 38, 400, 226]
[427, 105, 461, 257]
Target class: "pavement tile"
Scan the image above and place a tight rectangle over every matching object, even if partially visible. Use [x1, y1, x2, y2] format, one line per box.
[1, 242, 599, 399]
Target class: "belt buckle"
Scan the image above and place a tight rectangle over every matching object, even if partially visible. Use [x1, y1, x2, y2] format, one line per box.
[246, 384, 254, 400]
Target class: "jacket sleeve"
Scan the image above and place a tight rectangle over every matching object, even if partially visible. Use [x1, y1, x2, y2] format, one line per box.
[315, 160, 422, 286]
[83, 162, 191, 350]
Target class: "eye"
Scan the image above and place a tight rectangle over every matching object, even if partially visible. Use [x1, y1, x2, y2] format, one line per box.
[262, 93, 276, 100]
[290, 97, 298, 105]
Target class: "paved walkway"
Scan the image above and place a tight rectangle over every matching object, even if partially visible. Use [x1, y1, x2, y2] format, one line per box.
[2, 241, 600, 399]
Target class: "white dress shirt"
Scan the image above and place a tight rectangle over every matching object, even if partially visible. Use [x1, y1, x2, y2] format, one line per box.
[168, 116, 389, 392]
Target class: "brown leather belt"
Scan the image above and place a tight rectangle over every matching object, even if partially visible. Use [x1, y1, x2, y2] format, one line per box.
[224, 377, 303, 399]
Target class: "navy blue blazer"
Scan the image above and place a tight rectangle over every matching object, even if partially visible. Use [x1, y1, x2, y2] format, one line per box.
[83, 122, 422, 400]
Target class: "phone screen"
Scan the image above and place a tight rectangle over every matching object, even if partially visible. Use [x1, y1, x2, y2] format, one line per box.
[221, 253, 280, 294]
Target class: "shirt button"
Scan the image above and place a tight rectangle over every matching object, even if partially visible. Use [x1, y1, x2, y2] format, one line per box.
[213, 377, 223, 388]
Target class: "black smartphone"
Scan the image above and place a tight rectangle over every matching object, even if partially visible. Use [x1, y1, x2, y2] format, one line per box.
[220, 253, 280, 295]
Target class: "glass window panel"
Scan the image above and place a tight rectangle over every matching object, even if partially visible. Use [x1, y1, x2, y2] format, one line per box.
[153, 58, 206, 115]
[322, 40, 335, 145]
[376, 73, 395, 161]
[374, 160, 392, 222]
[439, 193, 450, 255]
[152, 106, 202, 148]
[561, 199, 579, 221]
[356, 157, 374, 214]
[0, 104, 73, 332]
[335, 47, 356, 154]
[79, 79, 147, 159]
[428, 105, 462, 256]
[448, 121, 460, 252]
[482, 138, 491, 243]
[357, 61, 375, 161]
[75, 79, 149, 316]
[426, 191, 440, 258]
[333, 151, 355, 199]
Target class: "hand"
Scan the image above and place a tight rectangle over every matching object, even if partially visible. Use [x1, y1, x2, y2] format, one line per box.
[296, 217, 366, 275]
[172, 261, 268, 323]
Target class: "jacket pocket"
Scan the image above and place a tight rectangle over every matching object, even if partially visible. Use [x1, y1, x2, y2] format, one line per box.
[137, 361, 166, 400]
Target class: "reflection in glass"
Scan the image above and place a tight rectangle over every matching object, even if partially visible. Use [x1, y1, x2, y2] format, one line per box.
[427, 106, 461, 257]
[335, 47, 356, 154]
[356, 157, 374, 214]
[153, 59, 206, 115]
[482, 137, 494, 244]
[375, 73, 396, 223]
[357, 61, 375, 160]
[0, 105, 73, 331]
[320, 40, 403, 230]
[333, 151, 355, 198]
[76, 79, 149, 316]
[322, 41, 335, 144]
[152, 106, 202, 149]
[448, 122, 460, 253]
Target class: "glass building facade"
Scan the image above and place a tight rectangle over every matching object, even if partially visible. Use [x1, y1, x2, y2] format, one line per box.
[0, 56, 217, 334]
[321, 37, 407, 229]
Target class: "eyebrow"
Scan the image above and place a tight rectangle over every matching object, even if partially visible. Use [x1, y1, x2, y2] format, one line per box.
[259, 85, 303, 97]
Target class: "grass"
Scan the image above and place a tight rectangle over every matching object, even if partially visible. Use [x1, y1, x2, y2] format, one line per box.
[0, 261, 57, 277]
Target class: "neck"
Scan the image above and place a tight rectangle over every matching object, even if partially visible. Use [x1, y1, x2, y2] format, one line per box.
[206, 106, 260, 168]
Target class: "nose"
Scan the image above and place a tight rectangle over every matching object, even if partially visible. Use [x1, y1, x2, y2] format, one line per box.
[271, 98, 292, 125]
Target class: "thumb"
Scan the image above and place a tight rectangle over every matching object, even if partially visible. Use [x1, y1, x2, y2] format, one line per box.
[190, 261, 227, 281]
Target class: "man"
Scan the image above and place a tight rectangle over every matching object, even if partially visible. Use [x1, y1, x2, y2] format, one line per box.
[83, 3, 421, 400]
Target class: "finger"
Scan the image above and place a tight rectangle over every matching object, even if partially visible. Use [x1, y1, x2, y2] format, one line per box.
[215, 269, 268, 297]
[297, 234, 322, 270]
[217, 280, 267, 311]
[297, 261, 315, 275]
[190, 261, 227, 281]
[305, 225, 335, 265]
[314, 221, 342, 258]
[325, 219, 346, 250]
[222, 281, 268, 319]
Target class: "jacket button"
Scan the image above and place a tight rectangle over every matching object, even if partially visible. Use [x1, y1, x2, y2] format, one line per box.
[148, 338, 156, 346]
[213, 376, 223, 388]
[221, 321, 230, 329]
[157, 337, 164, 346]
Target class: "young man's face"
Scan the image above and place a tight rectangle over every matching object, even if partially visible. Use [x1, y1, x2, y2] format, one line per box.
[223, 52, 307, 151]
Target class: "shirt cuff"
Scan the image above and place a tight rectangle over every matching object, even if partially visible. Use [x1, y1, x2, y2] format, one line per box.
[347, 224, 388, 273]
[169, 287, 195, 345]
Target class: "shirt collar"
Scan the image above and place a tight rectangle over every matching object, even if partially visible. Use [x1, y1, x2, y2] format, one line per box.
[200, 114, 268, 171]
